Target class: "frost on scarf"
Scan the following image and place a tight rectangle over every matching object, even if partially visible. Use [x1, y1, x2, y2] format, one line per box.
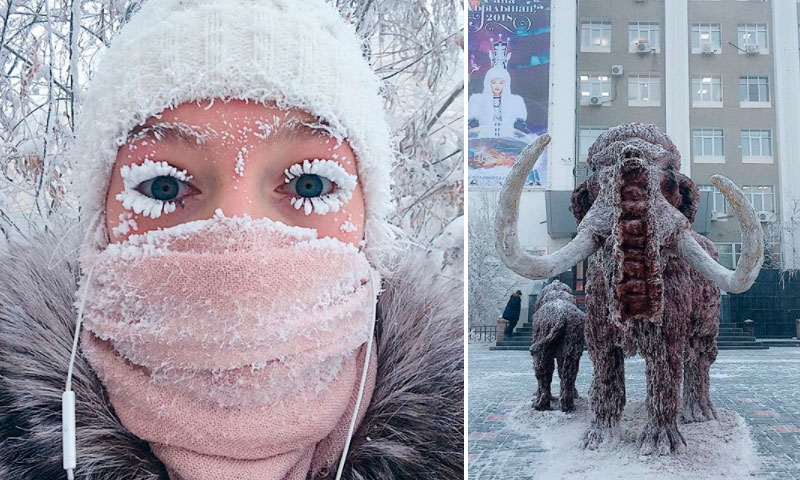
[80, 215, 376, 407]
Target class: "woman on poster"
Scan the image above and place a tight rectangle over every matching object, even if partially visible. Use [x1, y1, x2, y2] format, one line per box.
[468, 65, 528, 139]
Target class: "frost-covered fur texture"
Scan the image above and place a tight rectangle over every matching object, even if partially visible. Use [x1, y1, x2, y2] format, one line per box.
[533, 280, 573, 312]
[529, 284, 585, 413]
[71, 0, 396, 269]
[0, 227, 463, 480]
[574, 123, 721, 456]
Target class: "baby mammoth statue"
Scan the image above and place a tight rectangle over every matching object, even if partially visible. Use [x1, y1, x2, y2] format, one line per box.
[530, 280, 586, 413]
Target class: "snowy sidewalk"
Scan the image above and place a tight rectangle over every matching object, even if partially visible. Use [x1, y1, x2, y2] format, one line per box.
[468, 343, 800, 479]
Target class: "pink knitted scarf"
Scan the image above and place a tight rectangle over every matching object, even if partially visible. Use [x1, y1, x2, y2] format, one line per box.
[79, 217, 377, 480]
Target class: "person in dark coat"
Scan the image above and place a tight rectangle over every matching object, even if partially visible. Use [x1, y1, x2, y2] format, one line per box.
[502, 290, 523, 337]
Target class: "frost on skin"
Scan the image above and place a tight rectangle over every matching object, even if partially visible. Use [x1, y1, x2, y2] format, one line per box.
[116, 159, 192, 219]
[127, 121, 213, 146]
[254, 115, 289, 140]
[341, 214, 358, 233]
[301, 120, 344, 148]
[111, 212, 138, 238]
[284, 158, 357, 216]
[235, 147, 246, 177]
[529, 280, 585, 413]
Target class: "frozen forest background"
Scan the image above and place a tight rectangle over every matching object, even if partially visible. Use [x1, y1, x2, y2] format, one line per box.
[0, 0, 464, 271]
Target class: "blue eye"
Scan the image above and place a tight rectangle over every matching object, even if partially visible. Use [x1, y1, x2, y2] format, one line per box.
[289, 174, 333, 198]
[137, 175, 190, 201]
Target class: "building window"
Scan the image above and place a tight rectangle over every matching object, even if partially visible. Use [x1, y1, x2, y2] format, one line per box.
[628, 74, 661, 106]
[741, 129, 772, 161]
[738, 24, 768, 53]
[693, 129, 724, 162]
[579, 127, 608, 158]
[581, 21, 611, 52]
[739, 76, 770, 106]
[580, 74, 612, 106]
[742, 185, 775, 212]
[691, 23, 722, 54]
[629, 22, 660, 53]
[715, 242, 742, 270]
[691, 75, 723, 107]
[698, 184, 728, 215]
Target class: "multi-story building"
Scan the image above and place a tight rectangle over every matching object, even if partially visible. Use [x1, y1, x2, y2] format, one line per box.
[468, 0, 800, 328]
[574, 0, 800, 271]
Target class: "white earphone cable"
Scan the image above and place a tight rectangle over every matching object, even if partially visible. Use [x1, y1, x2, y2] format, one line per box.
[63, 263, 96, 480]
[334, 270, 379, 480]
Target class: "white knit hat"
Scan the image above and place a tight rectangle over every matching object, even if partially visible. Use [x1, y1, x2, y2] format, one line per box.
[71, 0, 397, 267]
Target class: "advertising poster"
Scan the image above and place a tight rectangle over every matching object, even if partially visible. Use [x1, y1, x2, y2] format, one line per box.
[467, 0, 550, 188]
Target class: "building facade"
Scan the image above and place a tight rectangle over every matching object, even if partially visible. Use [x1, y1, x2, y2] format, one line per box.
[468, 0, 800, 327]
[575, 0, 800, 270]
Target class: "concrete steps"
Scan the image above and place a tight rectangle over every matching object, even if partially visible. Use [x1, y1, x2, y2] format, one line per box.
[717, 324, 768, 350]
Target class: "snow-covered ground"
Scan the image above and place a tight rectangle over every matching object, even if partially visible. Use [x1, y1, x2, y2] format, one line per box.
[468, 343, 800, 479]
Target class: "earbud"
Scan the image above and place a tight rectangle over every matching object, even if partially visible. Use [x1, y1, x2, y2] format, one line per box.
[63, 263, 96, 480]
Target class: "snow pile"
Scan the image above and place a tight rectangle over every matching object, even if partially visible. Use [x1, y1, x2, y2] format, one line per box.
[506, 398, 759, 480]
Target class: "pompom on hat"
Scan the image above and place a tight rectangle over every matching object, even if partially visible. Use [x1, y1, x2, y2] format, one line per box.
[71, 0, 398, 270]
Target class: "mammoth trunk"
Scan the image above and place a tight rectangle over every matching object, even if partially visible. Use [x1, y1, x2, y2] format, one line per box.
[609, 157, 665, 329]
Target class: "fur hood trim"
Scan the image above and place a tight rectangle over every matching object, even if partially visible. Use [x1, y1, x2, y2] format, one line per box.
[0, 227, 463, 479]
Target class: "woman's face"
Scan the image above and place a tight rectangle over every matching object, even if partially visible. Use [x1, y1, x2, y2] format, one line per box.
[490, 78, 505, 96]
[105, 99, 366, 246]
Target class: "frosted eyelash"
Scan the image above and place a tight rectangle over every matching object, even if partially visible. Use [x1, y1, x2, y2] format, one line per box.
[284, 159, 357, 216]
[115, 159, 192, 219]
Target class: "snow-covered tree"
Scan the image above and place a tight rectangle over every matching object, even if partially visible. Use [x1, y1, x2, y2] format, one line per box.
[764, 196, 800, 277]
[468, 190, 525, 326]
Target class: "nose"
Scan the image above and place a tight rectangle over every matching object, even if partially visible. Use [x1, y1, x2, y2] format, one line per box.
[207, 166, 285, 221]
[211, 181, 278, 220]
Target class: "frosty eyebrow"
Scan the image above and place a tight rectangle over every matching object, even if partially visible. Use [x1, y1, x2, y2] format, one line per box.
[268, 117, 343, 144]
[126, 122, 213, 149]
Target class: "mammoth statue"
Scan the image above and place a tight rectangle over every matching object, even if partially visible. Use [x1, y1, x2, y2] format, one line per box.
[530, 280, 585, 413]
[533, 278, 573, 312]
[495, 123, 763, 455]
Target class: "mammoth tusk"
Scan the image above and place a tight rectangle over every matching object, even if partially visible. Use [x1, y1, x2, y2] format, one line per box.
[495, 134, 599, 280]
[676, 175, 764, 293]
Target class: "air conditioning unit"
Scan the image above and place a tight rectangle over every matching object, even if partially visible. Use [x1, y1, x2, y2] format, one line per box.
[611, 64, 624, 76]
[589, 96, 602, 106]
[757, 211, 776, 222]
[701, 43, 714, 55]
[746, 43, 761, 55]
[711, 210, 721, 221]
[636, 42, 651, 54]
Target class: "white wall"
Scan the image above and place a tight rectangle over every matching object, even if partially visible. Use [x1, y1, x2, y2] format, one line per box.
[664, 0, 692, 177]
[547, 0, 578, 192]
[772, 1, 800, 269]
